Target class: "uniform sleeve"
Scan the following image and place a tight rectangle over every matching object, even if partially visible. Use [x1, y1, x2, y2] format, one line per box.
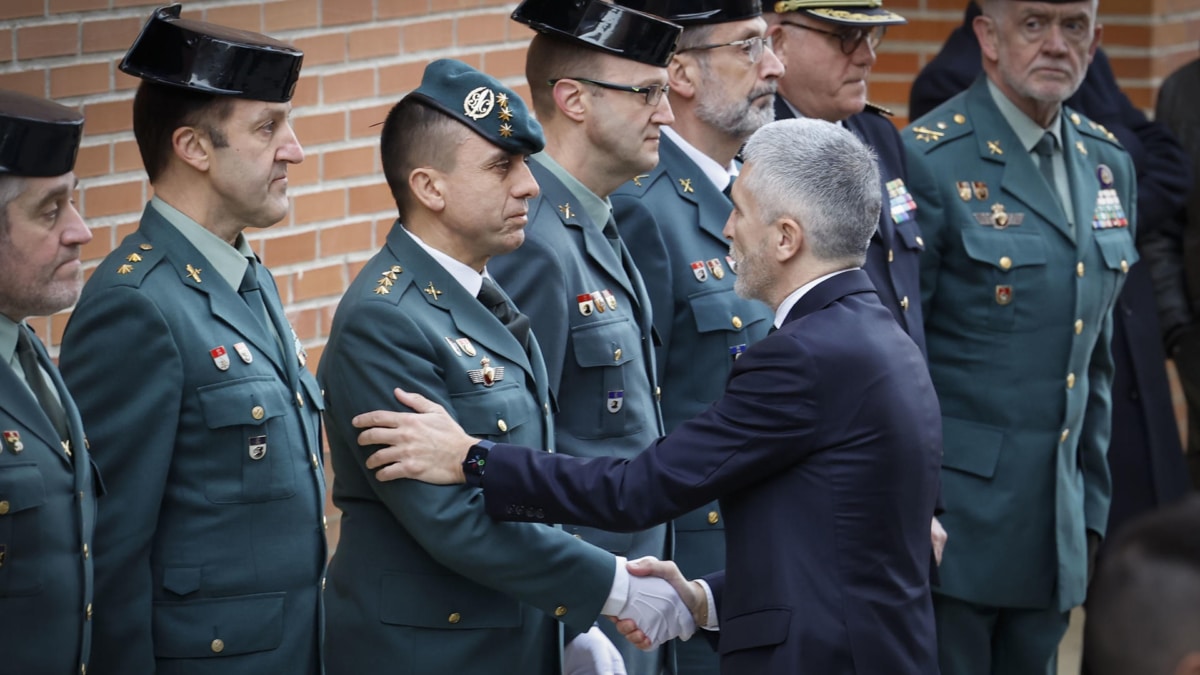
[320, 295, 614, 633]
[59, 286, 183, 675]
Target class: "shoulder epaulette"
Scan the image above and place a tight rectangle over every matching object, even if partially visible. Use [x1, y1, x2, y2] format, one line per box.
[364, 262, 408, 305]
[1067, 108, 1123, 148]
[864, 101, 893, 117]
[905, 109, 973, 153]
[106, 238, 165, 287]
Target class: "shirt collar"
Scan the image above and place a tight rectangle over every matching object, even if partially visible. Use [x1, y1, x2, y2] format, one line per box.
[151, 196, 255, 292]
[772, 268, 857, 328]
[0, 314, 20, 377]
[403, 226, 485, 297]
[662, 126, 738, 193]
[986, 79, 1062, 153]
[531, 152, 613, 229]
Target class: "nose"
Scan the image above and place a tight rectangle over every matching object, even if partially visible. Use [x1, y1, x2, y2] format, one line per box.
[759, 45, 785, 80]
[61, 201, 92, 247]
[851, 36, 877, 66]
[1042, 23, 1069, 53]
[277, 121, 306, 164]
[722, 214, 736, 241]
[513, 159, 540, 201]
[651, 92, 675, 126]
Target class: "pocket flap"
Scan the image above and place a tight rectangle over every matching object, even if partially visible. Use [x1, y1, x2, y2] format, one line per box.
[380, 573, 521, 629]
[161, 566, 202, 597]
[1095, 231, 1139, 271]
[452, 384, 532, 437]
[673, 503, 724, 532]
[0, 464, 46, 514]
[153, 591, 285, 658]
[689, 290, 767, 335]
[941, 417, 1003, 479]
[300, 370, 326, 412]
[896, 220, 925, 251]
[961, 230, 1047, 270]
[719, 607, 791, 655]
[197, 376, 288, 429]
[571, 321, 637, 368]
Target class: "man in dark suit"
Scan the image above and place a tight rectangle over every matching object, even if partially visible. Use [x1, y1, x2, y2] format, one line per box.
[0, 90, 100, 675]
[356, 117, 943, 675]
[484, 2, 683, 670]
[59, 8, 327, 674]
[319, 58, 693, 675]
[606, 2, 781, 671]
[910, 1, 1192, 538]
[902, 0, 1139, 671]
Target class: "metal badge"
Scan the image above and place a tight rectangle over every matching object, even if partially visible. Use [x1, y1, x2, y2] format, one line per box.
[607, 390, 624, 413]
[424, 282, 443, 301]
[463, 86, 496, 120]
[577, 294, 595, 316]
[602, 289, 617, 311]
[1, 430, 22, 454]
[957, 181, 972, 202]
[691, 261, 708, 282]
[678, 178, 694, 193]
[726, 255, 738, 275]
[467, 357, 505, 387]
[707, 258, 725, 280]
[591, 291, 606, 313]
[1097, 164, 1114, 188]
[456, 338, 477, 357]
[445, 337, 463, 356]
[233, 342, 253, 364]
[972, 181, 989, 201]
[186, 264, 203, 283]
[248, 435, 267, 460]
[986, 140, 1003, 155]
[210, 346, 231, 371]
[995, 285, 1013, 305]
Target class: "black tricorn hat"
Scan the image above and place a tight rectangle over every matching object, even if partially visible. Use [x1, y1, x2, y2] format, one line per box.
[513, 0, 682, 67]
[615, 0, 762, 25]
[0, 90, 83, 178]
[120, 5, 303, 102]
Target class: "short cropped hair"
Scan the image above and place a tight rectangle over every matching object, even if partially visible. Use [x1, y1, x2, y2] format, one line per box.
[740, 118, 880, 265]
[379, 98, 471, 219]
[132, 81, 233, 183]
[525, 33, 611, 119]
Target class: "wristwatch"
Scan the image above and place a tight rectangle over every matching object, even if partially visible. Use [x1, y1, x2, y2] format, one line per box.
[463, 439, 495, 487]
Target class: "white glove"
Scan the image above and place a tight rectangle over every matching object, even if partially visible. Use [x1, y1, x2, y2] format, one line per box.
[563, 625, 627, 675]
[614, 574, 697, 647]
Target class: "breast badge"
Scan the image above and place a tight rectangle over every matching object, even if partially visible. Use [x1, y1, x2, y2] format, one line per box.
[887, 178, 917, 224]
[467, 357, 504, 387]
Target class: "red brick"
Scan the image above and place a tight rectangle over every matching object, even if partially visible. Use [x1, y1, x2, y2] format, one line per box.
[307, 343, 325, 379]
[203, 4, 262, 32]
[264, 0, 319, 33]
[288, 154, 321, 187]
[82, 17, 142, 54]
[290, 307, 321, 341]
[378, 61, 424, 97]
[51, 62, 110, 98]
[481, 46, 527, 80]
[873, 51, 921, 75]
[48, 310, 71, 347]
[0, 28, 13, 63]
[112, 0, 160, 7]
[323, 146, 376, 181]
[319, 220, 374, 256]
[113, 139, 143, 174]
[348, 26, 401, 60]
[402, 19, 454, 53]
[293, 33, 345, 67]
[887, 19, 960, 43]
[864, 80, 914, 110]
[115, 219, 140, 241]
[262, 229, 318, 267]
[74, 143, 109, 179]
[457, 12, 509, 47]
[51, 0, 109, 11]
[0, 0, 42, 20]
[1110, 55, 1152, 80]
[114, 69, 140, 92]
[84, 98, 133, 136]
[80, 223, 115, 263]
[320, 304, 337, 337]
[18, 22, 78, 60]
[85, 180, 143, 218]
[0, 70, 44, 97]
[349, 181, 393, 215]
[293, 188, 346, 224]
[293, 263, 344, 302]
[431, 0, 481, 9]
[292, 75, 320, 108]
[322, 68, 376, 104]
[349, 103, 392, 139]
[378, 0, 429, 19]
[347, 258, 369, 282]
[322, 0, 373, 27]
[294, 111, 346, 146]
[507, 21, 537, 42]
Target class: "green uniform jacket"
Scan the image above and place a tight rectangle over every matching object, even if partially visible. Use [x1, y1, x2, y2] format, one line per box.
[904, 77, 1138, 611]
[318, 223, 614, 675]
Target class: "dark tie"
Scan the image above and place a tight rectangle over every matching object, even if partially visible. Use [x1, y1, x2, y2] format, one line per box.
[239, 259, 272, 332]
[478, 277, 531, 351]
[767, 324, 779, 336]
[722, 174, 735, 200]
[15, 327, 69, 442]
[1034, 132, 1063, 210]
[601, 216, 623, 258]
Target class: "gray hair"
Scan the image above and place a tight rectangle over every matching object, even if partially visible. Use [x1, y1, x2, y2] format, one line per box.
[740, 118, 880, 265]
[0, 175, 25, 237]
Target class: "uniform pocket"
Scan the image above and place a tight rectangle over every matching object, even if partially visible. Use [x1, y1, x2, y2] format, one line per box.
[153, 591, 285, 658]
[452, 383, 533, 442]
[379, 572, 521, 629]
[0, 463, 45, 596]
[565, 318, 647, 439]
[197, 376, 297, 503]
[961, 229, 1048, 333]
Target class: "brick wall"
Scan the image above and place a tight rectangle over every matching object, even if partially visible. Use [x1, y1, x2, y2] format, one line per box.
[4, 0, 1197, 544]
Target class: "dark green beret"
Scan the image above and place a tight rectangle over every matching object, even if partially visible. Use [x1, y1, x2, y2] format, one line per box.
[0, 90, 83, 177]
[406, 59, 545, 156]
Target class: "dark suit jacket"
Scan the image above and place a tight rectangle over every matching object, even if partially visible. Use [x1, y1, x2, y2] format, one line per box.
[317, 224, 614, 675]
[0, 324, 99, 675]
[908, 2, 1191, 539]
[60, 203, 328, 675]
[480, 270, 942, 675]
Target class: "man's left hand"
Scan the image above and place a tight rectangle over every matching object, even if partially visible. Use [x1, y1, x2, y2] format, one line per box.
[356, 388, 476, 484]
[564, 625, 628, 675]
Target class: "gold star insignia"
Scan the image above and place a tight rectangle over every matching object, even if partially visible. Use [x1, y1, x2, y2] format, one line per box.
[632, 174, 649, 187]
[499, 123, 513, 138]
[557, 203, 574, 219]
[378, 277, 394, 287]
[382, 268, 399, 281]
[1075, 140, 1087, 156]
[912, 126, 945, 143]
[125, 253, 143, 263]
[117, 264, 134, 275]
[185, 264, 203, 283]
[497, 92, 509, 107]
[679, 178, 694, 193]
[498, 108, 513, 121]
[1070, 113, 1081, 126]
[391, 265, 403, 275]
[373, 285, 390, 295]
[424, 282, 443, 300]
[986, 140, 1003, 155]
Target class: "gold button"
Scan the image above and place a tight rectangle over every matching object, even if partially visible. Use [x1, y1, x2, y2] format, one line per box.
[1076, 262, 1085, 277]
[81, 665, 86, 675]
[1075, 319, 1084, 335]
[497, 419, 508, 433]
[0, 500, 9, 515]
[707, 511, 719, 525]
[139, 243, 153, 251]
[311, 453, 319, 469]
[554, 605, 567, 617]
[916, 236, 924, 247]
[322, 576, 327, 591]
[83, 543, 89, 558]
[1120, 259, 1129, 273]
[1060, 428, 1070, 443]
[731, 316, 743, 329]
[999, 256, 1012, 271]
[900, 296, 910, 311]
[613, 348, 622, 362]
[251, 405, 265, 420]
[296, 392, 304, 407]
[86, 603, 93, 620]
[887, 249, 894, 263]
[1066, 373, 1076, 389]
[954, 113, 966, 124]
[211, 639, 224, 653]
[448, 612, 462, 624]
[544, 403, 550, 415]
[323, 515, 328, 530]
[655, 386, 661, 401]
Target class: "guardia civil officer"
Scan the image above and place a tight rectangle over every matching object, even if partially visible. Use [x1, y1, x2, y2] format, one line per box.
[901, 0, 1138, 671]
[605, 2, 780, 672]
[59, 7, 327, 674]
[0, 90, 99, 675]
[484, 2, 682, 671]
[320, 59, 692, 675]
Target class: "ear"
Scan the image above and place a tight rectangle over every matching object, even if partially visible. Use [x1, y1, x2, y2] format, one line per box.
[668, 54, 698, 101]
[1086, 23, 1103, 65]
[973, 14, 1000, 64]
[408, 167, 447, 213]
[171, 126, 212, 173]
[774, 217, 803, 262]
[552, 79, 589, 124]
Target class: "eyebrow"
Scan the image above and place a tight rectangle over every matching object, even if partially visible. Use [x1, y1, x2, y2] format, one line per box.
[32, 181, 74, 211]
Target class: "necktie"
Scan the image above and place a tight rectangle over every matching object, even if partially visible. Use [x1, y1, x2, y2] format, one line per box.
[601, 216, 623, 259]
[1034, 132, 1063, 211]
[239, 259, 272, 333]
[15, 328, 69, 442]
[478, 277, 531, 351]
[723, 173, 736, 200]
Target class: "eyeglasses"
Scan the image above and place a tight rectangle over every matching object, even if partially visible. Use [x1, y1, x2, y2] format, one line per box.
[547, 77, 670, 106]
[677, 36, 773, 64]
[778, 21, 886, 55]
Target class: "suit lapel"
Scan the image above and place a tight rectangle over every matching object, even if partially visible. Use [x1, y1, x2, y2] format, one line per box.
[844, 114, 891, 248]
[34, 330, 86, 466]
[659, 135, 733, 249]
[0, 355, 62, 455]
[782, 269, 876, 327]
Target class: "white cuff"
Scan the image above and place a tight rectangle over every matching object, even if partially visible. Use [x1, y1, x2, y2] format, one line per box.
[600, 556, 629, 616]
[695, 578, 719, 631]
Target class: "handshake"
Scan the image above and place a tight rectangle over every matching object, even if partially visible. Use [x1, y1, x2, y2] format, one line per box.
[605, 557, 711, 650]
